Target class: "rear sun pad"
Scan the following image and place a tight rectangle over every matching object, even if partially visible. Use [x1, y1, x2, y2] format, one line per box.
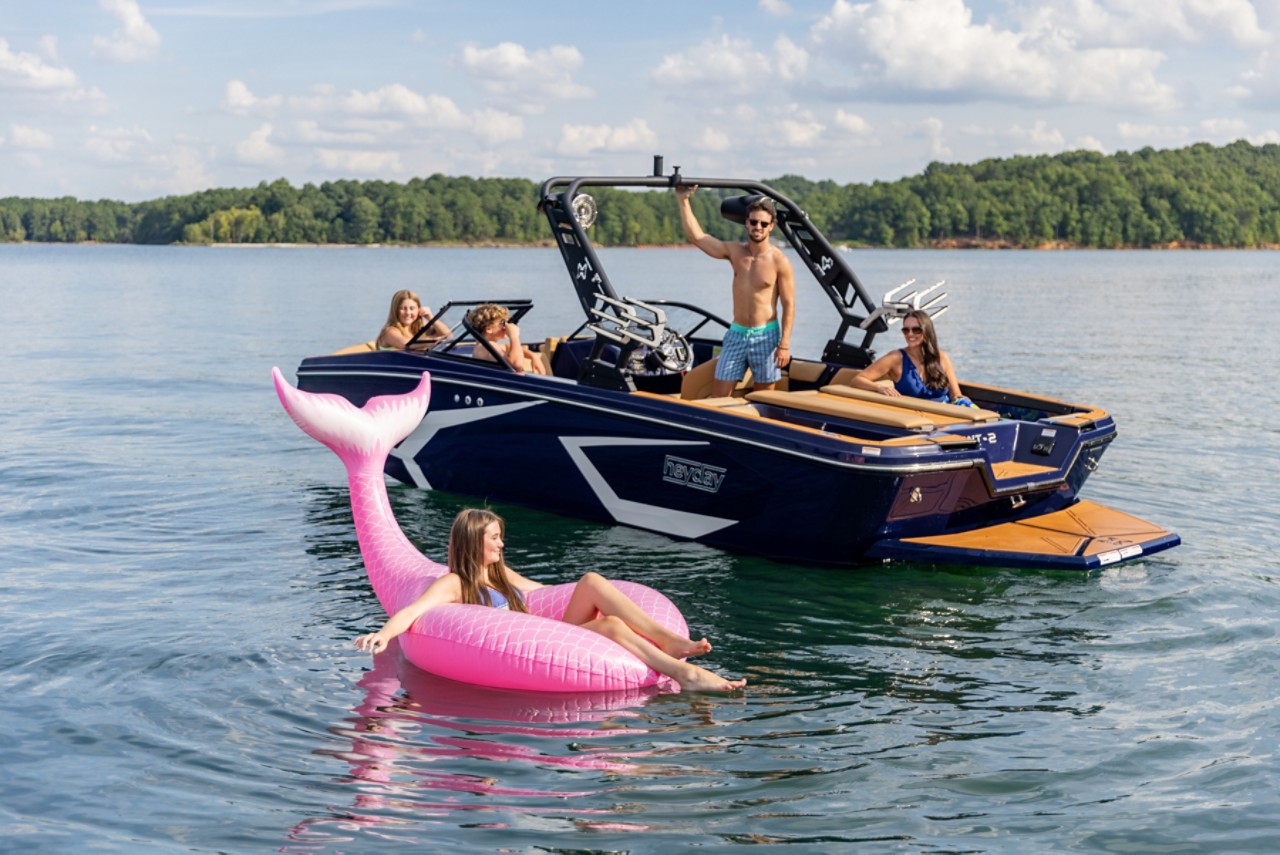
[821, 384, 1000, 422]
[867, 499, 1180, 570]
[746, 389, 937, 430]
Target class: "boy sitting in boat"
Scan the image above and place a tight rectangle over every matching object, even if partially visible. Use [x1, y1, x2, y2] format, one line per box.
[467, 303, 550, 375]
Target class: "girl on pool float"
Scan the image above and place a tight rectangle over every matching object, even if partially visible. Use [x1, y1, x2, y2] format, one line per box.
[355, 508, 746, 693]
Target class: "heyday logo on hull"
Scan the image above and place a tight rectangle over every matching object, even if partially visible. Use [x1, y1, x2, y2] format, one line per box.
[662, 455, 727, 493]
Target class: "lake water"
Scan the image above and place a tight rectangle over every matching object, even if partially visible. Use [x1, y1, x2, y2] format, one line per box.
[2, 243, 1278, 853]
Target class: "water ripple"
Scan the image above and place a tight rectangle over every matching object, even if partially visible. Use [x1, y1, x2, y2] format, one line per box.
[4, 246, 1278, 852]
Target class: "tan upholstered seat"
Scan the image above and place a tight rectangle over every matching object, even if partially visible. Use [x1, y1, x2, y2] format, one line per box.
[680, 357, 753, 400]
[786, 359, 827, 385]
[540, 336, 562, 376]
[686, 396, 762, 417]
[332, 341, 376, 355]
[745, 389, 938, 430]
[829, 366, 865, 386]
[821, 385, 1000, 422]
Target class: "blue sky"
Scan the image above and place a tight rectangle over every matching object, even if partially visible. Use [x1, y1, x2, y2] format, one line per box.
[3, 0, 1279, 202]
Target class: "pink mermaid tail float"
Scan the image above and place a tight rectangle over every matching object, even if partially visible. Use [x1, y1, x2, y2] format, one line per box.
[272, 367, 689, 692]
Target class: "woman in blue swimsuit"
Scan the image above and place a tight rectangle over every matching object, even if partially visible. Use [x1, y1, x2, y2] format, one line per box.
[354, 508, 746, 692]
[848, 309, 967, 404]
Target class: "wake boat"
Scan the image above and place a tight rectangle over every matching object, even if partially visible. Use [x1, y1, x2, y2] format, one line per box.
[295, 158, 1179, 570]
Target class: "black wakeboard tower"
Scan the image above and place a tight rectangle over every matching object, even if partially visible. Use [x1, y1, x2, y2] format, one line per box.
[538, 155, 910, 370]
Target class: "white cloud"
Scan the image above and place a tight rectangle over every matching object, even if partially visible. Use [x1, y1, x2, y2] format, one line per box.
[134, 145, 215, 196]
[1015, 0, 1270, 51]
[812, 0, 1178, 110]
[9, 124, 54, 149]
[294, 119, 378, 145]
[697, 127, 732, 152]
[85, 125, 152, 161]
[558, 118, 656, 155]
[1199, 117, 1250, 138]
[236, 123, 285, 164]
[920, 117, 952, 158]
[193, 76, 535, 179]
[1174, 0, 1269, 47]
[0, 36, 80, 91]
[1010, 119, 1065, 149]
[834, 108, 873, 137]
[774, 35, 808, 82]
[225, 80, 282, 115]
[770, 106, 825, 148]
[1229, 48, 1280, 106]
[315, 148, 405, 175]
[776, 119, 825, 147]
[1116, 121, 1191, 143]
[652, 35, 771, 95]
[470, 108, 524, 144]
[1076, 136, 1107, 153]
[957, 119, 1093, 154]
[458, 42, 593, 108]
[343, 84, 438, 117]
[291, 83, 469, 129]
[1055, 46, 1177, 110]
[38, 35, 58, 60]
[760, 0, 792, 16]
[92, 0, 161, 63]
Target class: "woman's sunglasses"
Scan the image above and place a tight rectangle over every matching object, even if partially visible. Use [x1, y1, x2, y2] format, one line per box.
[901, 325, 924, 335]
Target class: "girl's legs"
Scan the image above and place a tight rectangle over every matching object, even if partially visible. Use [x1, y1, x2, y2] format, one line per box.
[561, 572, 711, 659]
[583, 614, 745, 692]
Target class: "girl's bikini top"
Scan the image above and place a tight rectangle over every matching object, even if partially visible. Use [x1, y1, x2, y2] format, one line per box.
[482, 587, 524, 610]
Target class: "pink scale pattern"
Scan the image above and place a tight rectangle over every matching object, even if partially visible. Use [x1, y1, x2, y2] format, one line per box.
[273, 368, 688, 692]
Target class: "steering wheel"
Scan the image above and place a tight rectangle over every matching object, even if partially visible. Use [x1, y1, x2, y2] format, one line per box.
[646, 328, 694, 373]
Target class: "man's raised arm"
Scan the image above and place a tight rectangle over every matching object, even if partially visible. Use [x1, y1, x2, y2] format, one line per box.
[675, 184, 730, 260]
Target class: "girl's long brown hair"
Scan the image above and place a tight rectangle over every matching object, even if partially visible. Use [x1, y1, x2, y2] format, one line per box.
[446, 508, 528, 613]
[383, 289, 425, 336]
[904, 309, 947, 390]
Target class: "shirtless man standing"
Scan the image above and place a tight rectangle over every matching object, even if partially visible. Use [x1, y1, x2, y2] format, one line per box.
[675, 184, 795, 397]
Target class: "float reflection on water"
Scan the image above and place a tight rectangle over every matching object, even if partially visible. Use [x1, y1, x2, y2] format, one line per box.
[288, 639, 689, 846]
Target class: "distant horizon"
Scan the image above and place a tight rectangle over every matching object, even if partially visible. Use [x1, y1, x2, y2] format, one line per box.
[3, 1, 1278, 203]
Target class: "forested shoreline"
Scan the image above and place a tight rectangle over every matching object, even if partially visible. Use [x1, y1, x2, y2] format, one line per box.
[2, 140, 1278, 249]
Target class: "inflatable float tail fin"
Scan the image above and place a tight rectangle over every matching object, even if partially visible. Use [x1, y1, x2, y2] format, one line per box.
[272, 366, 430, 459]
[272, 367, 448, 614]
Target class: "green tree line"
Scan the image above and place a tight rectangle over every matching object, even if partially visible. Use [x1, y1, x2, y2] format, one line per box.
[3, 141, 1278, 248]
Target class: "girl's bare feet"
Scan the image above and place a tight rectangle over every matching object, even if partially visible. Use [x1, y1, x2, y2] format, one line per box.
[678, 663, 746, 693]
[663, 636, 712, 660]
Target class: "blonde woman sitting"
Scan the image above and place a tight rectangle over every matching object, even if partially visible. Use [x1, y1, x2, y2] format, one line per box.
[466, 303, 549, 375]
[377, 289, 449, 350]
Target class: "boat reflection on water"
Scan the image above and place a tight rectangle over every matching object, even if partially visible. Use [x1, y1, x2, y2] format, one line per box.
[285, 640, 686, 847]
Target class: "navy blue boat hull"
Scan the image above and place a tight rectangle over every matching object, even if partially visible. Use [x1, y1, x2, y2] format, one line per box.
[296, 352, 1177, 569]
